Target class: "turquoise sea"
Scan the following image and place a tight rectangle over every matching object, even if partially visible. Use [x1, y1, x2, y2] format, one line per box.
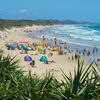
[28, 24, 100, 63]
[35, 24, 100, 47]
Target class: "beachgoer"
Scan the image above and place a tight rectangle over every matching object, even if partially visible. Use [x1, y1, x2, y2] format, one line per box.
[75, 53, 78, 60]
[44, 61, 49, 64]
[96, 48, 98, 53]
[97, 58, 100, 62]
[24, 50, 28, 54]
[76, 48, 78, 53]
[54, 37, 57, 45]
[30, 60, 35, 67]
[43, 49, 46, 54]
[48, 52, 52, 57]
[87, 50, 90, 56]
[83, 51, 85, 56]
[93, 49, 95, 55]
[72, 56, 74, 60]
[63, 42, 67, 49]
[79, 51, 81, 55]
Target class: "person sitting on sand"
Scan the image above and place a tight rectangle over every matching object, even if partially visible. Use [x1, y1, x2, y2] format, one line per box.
[97, 58, 100, 62]
[48, 52, 53, 57]
[44, 61, 49, 64]
[44, 60, 56, 64]
[49, 60, 55, 63]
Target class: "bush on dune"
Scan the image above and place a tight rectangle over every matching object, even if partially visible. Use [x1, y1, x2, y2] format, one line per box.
[0, 54, 99, 100]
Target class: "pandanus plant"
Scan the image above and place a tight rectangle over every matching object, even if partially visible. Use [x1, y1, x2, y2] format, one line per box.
[0, 54, 21, 82]
[55, 59, 100, 100]
[0, 54, 99, 100]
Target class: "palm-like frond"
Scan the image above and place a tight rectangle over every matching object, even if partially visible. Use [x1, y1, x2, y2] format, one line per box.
[0, 54, 99, 100]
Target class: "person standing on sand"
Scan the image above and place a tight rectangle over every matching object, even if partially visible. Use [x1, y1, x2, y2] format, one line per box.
[76, 48, 78, 53]
[30, 60, 35, 67]
[72, 55, 74, 60]
[87, 50, 90, 56]
[42, 35, 45, 48]
[96, 48, 98, 53]
[93, 49, 95, 55]
[43, 49, 46, 54]
[54, 37, 57, 46]
[48, 52, 53, 57]
[75, 53, 78, 60]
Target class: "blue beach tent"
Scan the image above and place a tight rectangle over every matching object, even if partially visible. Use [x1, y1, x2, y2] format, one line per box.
[7, 44, 15, 50]
[24, 56, 32, 61]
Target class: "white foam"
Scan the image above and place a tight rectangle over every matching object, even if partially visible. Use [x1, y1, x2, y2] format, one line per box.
[36, 24, 100, 47]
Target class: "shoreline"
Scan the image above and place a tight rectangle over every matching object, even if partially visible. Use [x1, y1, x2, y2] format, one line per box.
[27, 27, 100, 64]
[31, 24, 100, 48]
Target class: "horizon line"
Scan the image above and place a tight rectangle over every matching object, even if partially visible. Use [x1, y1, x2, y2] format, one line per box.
[0, 18, 99, 24]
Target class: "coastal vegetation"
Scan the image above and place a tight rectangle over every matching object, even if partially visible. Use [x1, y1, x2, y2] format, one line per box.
[0, 54, 99, 100]
[0, 19, 60, 31]
[0, 19, 98, 31]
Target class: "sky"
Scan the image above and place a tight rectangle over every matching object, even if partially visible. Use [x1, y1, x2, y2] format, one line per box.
[0, 0, 100, 22]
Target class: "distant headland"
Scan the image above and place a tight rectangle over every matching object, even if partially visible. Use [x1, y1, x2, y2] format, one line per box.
[0, 19, 99, 30]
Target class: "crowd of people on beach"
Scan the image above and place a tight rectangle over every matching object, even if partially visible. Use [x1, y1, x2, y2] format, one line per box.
[0, 32, 100, 69]
[66, 46, 100, 63]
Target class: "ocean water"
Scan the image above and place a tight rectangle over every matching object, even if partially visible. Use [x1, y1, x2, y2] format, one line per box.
[34, 24, 100, 47]
[28, 24, 100, 63]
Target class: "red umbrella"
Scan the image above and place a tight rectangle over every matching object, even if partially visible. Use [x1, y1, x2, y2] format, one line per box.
[19, 39, 27, 43]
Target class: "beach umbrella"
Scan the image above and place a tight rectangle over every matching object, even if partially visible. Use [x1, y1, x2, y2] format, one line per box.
[23, 46, 29, 51]
[18, 43, 24, 47]
[7, 44, 15, 50]
[7, 44, 14, 48]
[19, 39, 28, 43]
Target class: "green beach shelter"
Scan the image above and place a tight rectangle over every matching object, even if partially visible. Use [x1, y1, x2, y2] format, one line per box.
[23, 46, 31, 51]
[26, 46, 31, 50]
[40, 56, 48, 62]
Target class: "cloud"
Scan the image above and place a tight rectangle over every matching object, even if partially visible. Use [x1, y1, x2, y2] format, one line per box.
[18, 9, 28, 13]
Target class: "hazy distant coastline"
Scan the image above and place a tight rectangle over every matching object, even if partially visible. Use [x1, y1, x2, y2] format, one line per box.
[0, 19, 99, 31]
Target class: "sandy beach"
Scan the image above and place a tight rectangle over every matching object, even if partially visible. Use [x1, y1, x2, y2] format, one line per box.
[0, 25, 99, 81]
